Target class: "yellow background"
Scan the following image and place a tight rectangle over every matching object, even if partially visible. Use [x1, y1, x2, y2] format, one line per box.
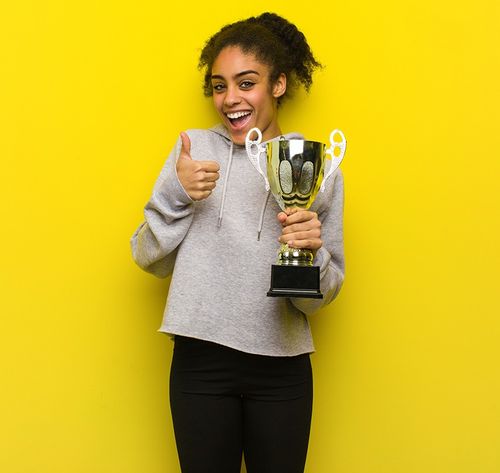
[1, 1, 499, 472]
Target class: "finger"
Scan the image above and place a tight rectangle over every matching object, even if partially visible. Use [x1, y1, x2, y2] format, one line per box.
[284, 207, 299, 216]
[203, 171, 220, 182]
[277, 212, 288, 225]
[280, 228, 321, 243]
[180, 132, 192, 158]
[189, 171, 218, 185]
[196, 181, 217, 191]
[285, 210, 318, 225]
[191, 189, 213, 201]
[282, 219, 321, 235]
[282, 238, 323, 251]
[198, 160, 220, 172]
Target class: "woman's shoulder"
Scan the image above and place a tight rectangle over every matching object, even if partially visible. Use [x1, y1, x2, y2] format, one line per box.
[311, 167, 344, 215]
[179, 125, 231, 162]
[183, 124, 230, 143]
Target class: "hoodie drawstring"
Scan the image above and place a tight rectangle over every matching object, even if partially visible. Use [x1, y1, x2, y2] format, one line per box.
[257, 190, 271, 241]
[217, 141, 270, 240]
[217, 141, 234, 228]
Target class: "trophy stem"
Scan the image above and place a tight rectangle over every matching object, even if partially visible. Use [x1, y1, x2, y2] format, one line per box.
[277, 243, 314, 267]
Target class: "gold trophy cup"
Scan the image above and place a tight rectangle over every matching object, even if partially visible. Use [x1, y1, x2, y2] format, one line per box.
[246, 128, 346, 298]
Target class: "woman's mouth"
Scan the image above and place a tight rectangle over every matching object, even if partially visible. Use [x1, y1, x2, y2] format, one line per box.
[226, 111, 252, 130]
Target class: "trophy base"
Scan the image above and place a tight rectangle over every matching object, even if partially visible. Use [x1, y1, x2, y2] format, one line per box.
[267, 265, 323, 299]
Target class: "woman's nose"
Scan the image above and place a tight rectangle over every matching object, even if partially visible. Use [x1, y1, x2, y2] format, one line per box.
[224, 86, 242, 107]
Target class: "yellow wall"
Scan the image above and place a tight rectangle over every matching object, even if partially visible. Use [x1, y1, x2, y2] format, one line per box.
[2, 1, 499, 472]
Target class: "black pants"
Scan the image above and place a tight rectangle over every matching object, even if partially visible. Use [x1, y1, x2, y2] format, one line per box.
[170, 336, 313, 473]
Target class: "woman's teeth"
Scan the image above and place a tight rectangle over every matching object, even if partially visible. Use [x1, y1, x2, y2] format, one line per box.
[226, 111, 252, 128]
[227, 111, 251, 119]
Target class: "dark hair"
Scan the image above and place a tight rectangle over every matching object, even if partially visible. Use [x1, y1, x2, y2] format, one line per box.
[198, 12, 322, 102]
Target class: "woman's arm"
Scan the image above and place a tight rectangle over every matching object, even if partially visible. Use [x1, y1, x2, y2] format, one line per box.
[279, 170, 345, 314]
[130, 137, 195, 278]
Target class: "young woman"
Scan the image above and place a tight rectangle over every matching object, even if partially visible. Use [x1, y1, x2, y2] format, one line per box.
[131, 12, 345, 473]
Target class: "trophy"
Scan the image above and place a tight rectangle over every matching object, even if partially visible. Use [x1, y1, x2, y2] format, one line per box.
[245, 128, 346, 298]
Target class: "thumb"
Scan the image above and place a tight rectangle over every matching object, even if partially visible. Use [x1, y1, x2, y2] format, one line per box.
[179, 132, 192, 159]
[277, 212, 288, 225]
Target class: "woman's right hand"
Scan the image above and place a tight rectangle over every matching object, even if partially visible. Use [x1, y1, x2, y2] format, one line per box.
[176, 132, 220, 201]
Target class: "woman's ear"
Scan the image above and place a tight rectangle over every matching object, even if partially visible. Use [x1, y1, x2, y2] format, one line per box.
[272, 73, 287, 99]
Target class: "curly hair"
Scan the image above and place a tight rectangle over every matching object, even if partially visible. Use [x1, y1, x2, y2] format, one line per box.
[198, 12, 322, 102]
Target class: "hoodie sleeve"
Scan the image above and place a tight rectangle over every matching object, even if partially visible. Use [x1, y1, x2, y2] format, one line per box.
[290, 169, 345, 314]
[130, 137, 195, 278]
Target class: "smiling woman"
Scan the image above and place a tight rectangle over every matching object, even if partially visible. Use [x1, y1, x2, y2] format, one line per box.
[131, 11, 344, 473]
[200, 13, 321, 146]
[210, 46, 286, 144]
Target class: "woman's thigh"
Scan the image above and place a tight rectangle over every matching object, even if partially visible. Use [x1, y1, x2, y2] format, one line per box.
[169, 337, 243, 473]
[242, 354, 313, 473]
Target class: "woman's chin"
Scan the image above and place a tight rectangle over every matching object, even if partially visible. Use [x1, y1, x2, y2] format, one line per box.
[228, 126, 252, 146]
[230, 133, 245, 145]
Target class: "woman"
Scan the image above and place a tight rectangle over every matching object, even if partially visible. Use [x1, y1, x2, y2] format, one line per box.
[131, 12, 345, 473]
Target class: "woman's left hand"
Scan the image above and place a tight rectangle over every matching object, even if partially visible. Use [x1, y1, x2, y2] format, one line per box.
[277, 208, 322, 251]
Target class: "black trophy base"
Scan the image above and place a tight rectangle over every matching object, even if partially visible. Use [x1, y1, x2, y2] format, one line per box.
[267, 264, 323, 299]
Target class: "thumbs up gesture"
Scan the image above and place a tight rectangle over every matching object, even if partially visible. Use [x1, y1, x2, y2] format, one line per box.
[176, 132, 220, 201]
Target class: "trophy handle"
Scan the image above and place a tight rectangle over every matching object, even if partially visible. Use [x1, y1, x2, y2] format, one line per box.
[321, 130, 347, 192]
[245, 127, 270, 191]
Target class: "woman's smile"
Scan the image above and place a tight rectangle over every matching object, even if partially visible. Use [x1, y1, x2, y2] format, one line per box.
[225, 110, 253, 130]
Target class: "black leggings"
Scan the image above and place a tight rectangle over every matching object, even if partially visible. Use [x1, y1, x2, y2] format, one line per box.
[169, 336, 313, 473]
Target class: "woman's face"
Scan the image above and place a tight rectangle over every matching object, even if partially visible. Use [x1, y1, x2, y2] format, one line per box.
[211, 46, 286, 145]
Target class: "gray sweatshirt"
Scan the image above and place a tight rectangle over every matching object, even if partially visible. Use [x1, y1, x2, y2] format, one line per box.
[130, 124, 344, 356]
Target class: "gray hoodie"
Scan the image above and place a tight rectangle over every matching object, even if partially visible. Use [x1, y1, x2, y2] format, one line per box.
[130, 124, 344, 356]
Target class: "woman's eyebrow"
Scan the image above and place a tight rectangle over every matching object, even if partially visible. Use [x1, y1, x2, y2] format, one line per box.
[210, 70, 260, 81]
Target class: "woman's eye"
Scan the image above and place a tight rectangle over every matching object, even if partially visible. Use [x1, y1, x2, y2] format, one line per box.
[212, 83, 225, 92]
[240, 81, 254, 89]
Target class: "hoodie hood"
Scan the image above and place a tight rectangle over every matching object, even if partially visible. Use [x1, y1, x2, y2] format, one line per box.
[208, 124, 304, 238]
[208, 123, 304, 145]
